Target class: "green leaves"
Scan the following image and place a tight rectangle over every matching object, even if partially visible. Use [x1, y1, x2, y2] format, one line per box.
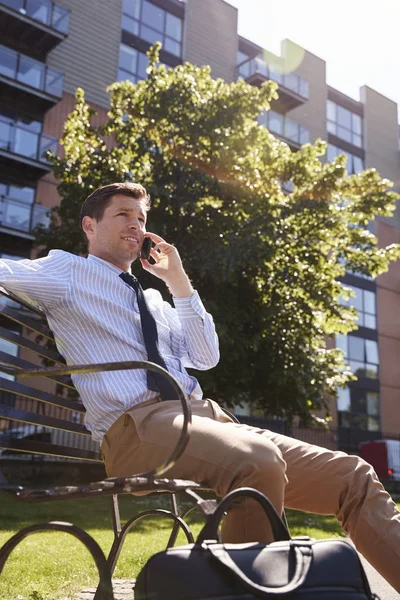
[36, 44, 400, 425]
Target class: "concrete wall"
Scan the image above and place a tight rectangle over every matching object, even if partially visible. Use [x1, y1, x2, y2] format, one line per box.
[184, 0, 238, 82]
[376, 219, 400, 434]
[361, 85, 400, 227]
[282, 39, 327, 144]
[46, 0, 122, 108]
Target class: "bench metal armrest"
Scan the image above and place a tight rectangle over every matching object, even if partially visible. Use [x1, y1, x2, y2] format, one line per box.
[4, 360, 191, 478]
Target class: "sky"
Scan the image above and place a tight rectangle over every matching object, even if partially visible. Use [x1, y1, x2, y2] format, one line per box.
[227, 0, 400, 118]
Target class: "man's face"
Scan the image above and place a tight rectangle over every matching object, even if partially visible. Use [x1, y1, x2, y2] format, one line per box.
[82, 194, 147, 270]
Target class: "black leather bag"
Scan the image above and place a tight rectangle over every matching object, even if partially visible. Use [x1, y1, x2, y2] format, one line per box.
[135, 487, 377, 600]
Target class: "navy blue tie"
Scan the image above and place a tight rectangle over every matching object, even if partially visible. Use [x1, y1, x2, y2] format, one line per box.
[120, 272, 177, 400]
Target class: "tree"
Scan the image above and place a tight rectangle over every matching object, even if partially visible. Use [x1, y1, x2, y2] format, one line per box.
[36, 44, 400, 424]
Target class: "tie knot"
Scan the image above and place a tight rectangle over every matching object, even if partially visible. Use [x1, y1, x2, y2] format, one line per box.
[120, 272, 138, 288]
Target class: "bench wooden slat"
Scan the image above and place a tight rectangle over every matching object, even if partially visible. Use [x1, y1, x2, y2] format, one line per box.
[0, 327, 64, 363]
[0, 351, 74, 389]
[0, 377, 86, 412]
[0, 306, 54, 340]
[0, 403, 89, 433]
[0, 439, 100, 462]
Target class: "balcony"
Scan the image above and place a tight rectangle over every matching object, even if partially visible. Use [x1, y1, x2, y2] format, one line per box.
[238, 55, 309, 112]
[0, 116, 57, 179]
[259, 110, 309, 150]
[0, 0, 69, 58]
[0, 45, 63, 114]
[0, 195, 49, 237]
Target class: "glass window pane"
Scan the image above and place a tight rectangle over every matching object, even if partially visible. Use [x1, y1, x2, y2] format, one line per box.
[140, 24, 161, 45]
[0, 46, 17, 79]
[353, 156, 364, 173]
[327, 144, 338, 162]
[365, 364, 378, 378]
[364, 290, 376, 315]
[13, 128, 38, 158]
[122, 0, 140, 19]
[0, 336, 18, 381]
[349, 336, 364, 361]
[119, 44, 137, 73]
[337, 125, 352, 143]
[284, 118, 299, 142]
[366, 340, 379, 364]
[351, 389, 366, 414]
[349, 359, 365, 377]
[137, 51, 149, 80]
[268, 112, 283, 135]
[350, 286, 363, 311]
[327, 100, 336, 122]
[17, 57, 43, 90]
[337, 387, 350, 411]
[121, 14, 139, 35]
[166, 13, 182, 41]
[352, 113, 362, 135]
[8, 184, 35, 203]
[117, 69, 136, 83]
[164, 37, 181, 57]
[367, 392, 379, 416]
[284, 73, 298, 93]
[142, 0, 164, 31]
[337, 105, 351, 129]
[367, 416, 380, 431]
[336, 333, 348, 357]
[2, 198, 31, 231]
[0, 120, 11, 148]
[327, 121, 336, 135]
[26, 0, 50, 24]
[16, 116, 41, 132]
[364, 314, 376, 329]
[352, 134, 362, 148]
[237, 51, 249, 65]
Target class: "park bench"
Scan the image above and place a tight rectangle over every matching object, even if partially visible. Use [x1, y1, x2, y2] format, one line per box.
[0, 288, 219, 599]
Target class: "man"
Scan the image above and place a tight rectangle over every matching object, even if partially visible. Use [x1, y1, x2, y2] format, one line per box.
[0, 182, 399, 591]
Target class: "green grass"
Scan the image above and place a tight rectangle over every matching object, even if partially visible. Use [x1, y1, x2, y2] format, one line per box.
[0, 491, 398, 600]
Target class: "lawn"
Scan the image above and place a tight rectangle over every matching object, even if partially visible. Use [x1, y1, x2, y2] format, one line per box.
[0, 491, 397, 600]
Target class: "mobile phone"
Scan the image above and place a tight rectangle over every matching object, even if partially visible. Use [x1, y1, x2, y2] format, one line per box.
[140, 237, 153, 260]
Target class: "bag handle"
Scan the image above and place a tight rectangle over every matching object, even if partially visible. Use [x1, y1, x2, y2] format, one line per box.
[196, 487, 290, 544]
[206, 541, 313, 597]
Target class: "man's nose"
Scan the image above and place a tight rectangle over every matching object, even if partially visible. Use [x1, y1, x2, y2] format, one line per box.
[127, 218, 140, 229]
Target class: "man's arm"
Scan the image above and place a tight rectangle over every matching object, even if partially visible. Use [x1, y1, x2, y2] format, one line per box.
[0, 251, 71, 310]
[141, 233, 219, 370]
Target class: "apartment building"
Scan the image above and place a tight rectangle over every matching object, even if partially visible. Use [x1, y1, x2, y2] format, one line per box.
[0, 0, 399, 444]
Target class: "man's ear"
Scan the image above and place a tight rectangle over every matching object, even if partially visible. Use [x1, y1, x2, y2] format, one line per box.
[82, 216, 96, 238]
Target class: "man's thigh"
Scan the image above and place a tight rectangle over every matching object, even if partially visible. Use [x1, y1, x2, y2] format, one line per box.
[102, 398, 286, 500]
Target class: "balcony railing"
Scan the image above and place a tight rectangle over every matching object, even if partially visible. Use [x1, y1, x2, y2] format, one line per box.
[1, 0, 70, 34]
[259, 111, 310, 147]
[0, 195, 49, 233]
[0, 116, 57, 164]
[238, 55, 309, 100]
[0, 44, 63, 97]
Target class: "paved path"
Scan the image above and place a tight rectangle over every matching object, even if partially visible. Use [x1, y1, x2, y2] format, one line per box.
[68, 557, 398, 600]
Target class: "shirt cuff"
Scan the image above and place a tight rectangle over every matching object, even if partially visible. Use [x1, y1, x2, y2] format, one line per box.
[173, 290, 207, 320]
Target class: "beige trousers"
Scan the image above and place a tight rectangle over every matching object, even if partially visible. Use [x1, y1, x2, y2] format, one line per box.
[101, 398, 400, 592]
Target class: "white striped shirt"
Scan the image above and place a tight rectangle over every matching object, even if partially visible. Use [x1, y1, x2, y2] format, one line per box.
[0, 250, 219, 440]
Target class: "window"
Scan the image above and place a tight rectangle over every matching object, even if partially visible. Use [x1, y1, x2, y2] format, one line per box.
[336, 334, 379, 379]
[340, 286, 376, 329]
[121, 0, 183, 57]
[0, 333, 19, 382]
[0, 182, 36, 232]
[337, 387, 380, 431]
[118, 44, 149, 83]
[327, 144, 364, 174]
[327, 100, 362, 148]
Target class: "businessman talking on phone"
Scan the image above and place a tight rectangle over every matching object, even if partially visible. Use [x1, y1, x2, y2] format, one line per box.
[0, 182, 399, 592]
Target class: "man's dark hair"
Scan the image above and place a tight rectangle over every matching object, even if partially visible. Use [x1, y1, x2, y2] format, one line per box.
[80, 182, 151, 228]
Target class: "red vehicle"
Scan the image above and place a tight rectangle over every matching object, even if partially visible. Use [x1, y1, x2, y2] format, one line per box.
[359, 440, 400, 481]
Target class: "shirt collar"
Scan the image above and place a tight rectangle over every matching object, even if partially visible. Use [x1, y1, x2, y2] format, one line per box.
[87, 254, 132, 275]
